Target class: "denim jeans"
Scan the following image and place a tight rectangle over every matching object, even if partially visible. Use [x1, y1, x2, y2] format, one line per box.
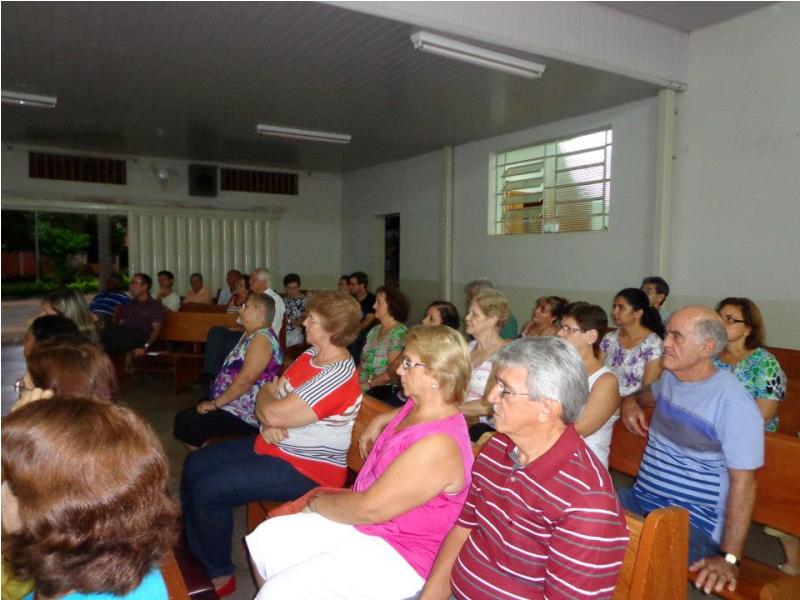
[616, 486, 719, 564]
[180, 435, 318, 578]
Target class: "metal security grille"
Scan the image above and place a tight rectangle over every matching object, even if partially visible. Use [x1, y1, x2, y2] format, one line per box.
[29, 151, 126, 185]
[492, 128, 612, 235]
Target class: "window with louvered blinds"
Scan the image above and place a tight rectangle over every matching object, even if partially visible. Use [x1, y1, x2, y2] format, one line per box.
[491, 128, 612, 235]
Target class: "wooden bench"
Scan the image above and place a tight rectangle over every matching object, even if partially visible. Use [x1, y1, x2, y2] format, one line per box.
[160, 551, 193, 600]
[613, 507, 689, 600]
[179, 303, 228, 313]
[246, 394, 394, 532]
[608, 415, 800, 599]
[765, 346, 800, 435]
[135, 311, 239, 393]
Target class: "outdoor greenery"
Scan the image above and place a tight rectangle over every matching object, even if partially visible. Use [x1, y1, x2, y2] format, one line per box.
[1, 277, 105, 300]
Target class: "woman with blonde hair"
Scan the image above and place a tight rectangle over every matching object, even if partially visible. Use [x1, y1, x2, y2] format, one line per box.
[41, 288, 99, 342]
[460, 289, 510, 439]
[246, 325, 474, 599]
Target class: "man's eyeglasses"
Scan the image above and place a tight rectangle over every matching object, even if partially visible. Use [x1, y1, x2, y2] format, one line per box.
[719, 314, 745, 325]
[401, 356, 427, 370]
[495, 380, 529, 399]
[558, 324, 583, 335]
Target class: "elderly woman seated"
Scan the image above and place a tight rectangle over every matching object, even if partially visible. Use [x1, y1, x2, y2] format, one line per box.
[180, 291, 363, 596]
[173, 293, 283, 448]
[246, 325, 474, 600]
[2, 397, 179, 600]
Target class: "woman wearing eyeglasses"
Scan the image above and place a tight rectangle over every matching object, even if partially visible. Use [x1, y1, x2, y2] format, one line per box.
[246, 325, 474, 600]
[557, 303, 621, 467]
[713, 297, 795, 576]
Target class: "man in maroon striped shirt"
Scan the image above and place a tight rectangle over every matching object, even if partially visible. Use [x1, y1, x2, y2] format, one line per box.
[421, 337, 628, 600]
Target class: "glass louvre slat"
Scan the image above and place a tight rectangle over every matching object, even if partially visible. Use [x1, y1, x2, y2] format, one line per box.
[556, 164, 606, 186]
[556, 130, 607, 154]
[504, 145, 545, 165]
[503, 161, 544, 178]
[556, 199, 606, 217]
[502, 192, 542, 205]
[502, 178, 544, 192]
[555, 149, 605, 171]
[555, 182, 605, 203]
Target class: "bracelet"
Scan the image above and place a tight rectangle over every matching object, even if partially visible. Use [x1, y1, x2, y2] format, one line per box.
[211, 399, 219, 410]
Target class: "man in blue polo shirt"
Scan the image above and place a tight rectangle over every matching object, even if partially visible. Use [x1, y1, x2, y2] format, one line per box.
[619, 305, 763, 596]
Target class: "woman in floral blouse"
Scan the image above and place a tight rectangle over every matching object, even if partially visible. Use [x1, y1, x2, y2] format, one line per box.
[599, 288, 664, 397]
[358, 285, 410, 392]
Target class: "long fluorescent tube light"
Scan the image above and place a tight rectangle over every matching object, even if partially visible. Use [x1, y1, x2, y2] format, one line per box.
[410, 31, 545, 80]
[2, 90, 57, 109]
[256, 124, 351, 144]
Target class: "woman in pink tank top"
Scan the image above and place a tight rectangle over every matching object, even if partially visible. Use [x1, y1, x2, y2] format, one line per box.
[246, 325, 474, 600]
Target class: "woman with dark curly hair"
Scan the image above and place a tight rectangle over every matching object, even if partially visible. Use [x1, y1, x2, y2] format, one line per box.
[359, 285, 410, 395]
[2, 397, 179, 600]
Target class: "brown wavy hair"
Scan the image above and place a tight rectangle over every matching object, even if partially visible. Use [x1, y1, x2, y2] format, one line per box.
[27, 340, 117, 402]
[305, 291, 362, 348]
[715, 297, 766, 349]
[2, 397, 179, 598]
[375, 285, 411, 323]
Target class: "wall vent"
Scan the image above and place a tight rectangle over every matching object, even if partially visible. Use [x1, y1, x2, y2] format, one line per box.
[28, 151, 126, 185]
[220, 167, 298, 195]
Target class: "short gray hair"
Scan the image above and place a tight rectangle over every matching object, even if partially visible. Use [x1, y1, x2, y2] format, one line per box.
[464, 278, 494, 301]
[694, 316, 728, 357]
[492, 337, 588, 424]
[252, 268, 270, 283]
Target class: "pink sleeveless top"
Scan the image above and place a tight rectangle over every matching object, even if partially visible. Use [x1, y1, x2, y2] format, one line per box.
[353, 399, 474, 578]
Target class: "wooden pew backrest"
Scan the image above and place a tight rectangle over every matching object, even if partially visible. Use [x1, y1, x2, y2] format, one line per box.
[765, 346, 800, 435]
[752, 432, 800, 537]
[160, 551, 191, 600]
[608, 408, 652, 477]
[179, 303, 227, 313]
[613, 507, 689, 600]
[158, 311, 239, 343]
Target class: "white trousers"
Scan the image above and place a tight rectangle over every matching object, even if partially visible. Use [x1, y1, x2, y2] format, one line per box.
[245, 512, 424, 600]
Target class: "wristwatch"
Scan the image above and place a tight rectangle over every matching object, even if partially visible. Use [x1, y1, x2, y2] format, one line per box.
[719, 550, 741, 568]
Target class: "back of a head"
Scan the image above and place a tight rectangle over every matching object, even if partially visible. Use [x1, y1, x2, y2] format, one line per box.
[28, 314, 84, 345]
[464, 278, 494, 301]
[493, 337, 588, 424]
[2, 396, 178, 598]
[42, 288, 98, 342]
[27, 340, 117, 402]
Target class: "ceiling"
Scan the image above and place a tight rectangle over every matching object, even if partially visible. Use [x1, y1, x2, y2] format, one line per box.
[0, 2, 767, 173]
[602, 2, 773, 32]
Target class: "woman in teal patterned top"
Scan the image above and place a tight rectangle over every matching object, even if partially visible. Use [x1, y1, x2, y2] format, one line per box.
[714, 297, 787, 432]
[358, 285, 410, 391]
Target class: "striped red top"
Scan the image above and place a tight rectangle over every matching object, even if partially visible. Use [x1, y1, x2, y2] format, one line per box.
[451, 426, 628, 600]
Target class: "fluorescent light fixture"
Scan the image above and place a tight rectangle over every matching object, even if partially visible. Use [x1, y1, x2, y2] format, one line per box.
[410, 31, 545, 80]
[2, 90, 57, 109]
[256, 124, 351, 144]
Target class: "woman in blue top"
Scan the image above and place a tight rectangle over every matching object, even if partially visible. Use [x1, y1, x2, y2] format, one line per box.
[2, 397, 179, 600]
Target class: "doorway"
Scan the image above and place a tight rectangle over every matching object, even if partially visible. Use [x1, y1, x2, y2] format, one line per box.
[384, 213, 400, 287]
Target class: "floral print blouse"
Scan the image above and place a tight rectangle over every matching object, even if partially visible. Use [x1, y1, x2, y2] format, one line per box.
[713, 347, 787, 432]
[600, 330, 663, 397]
[359, 323, 407, 386]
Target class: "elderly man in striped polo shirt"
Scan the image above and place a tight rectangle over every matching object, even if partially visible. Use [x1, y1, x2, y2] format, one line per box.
[422, 337, 628, 600]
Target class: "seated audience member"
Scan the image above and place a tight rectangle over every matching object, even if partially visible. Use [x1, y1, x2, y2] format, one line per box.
[422, 300, 461, 330]
[217, 269, 242, 305]
[102, 273, 164, 357]
[174, 293, 282, 448]
[557, 302, 620, 466]
[461, 290, 510, 440]
[463, 279, 517, 340]
[519, 295, 569, 337]
[183, 272, 213, 305]
[347, 271, 377, 364]
[620, 306, 764, 595]
[641, 275, 670, 323]
[714, 297, 795, 575]
[15, 340, 118, 410]
[180, 291, 361, 596]
[89, 272, 129, 328]
[199, 268, 285, 386]
[41, 288, 98, 342]
[225, 274, 249, 313]
[2, 397, 179, 600]
[359, 285, 410, 406]
[337, 275, 349, 292]
[421, 337, 628, 600]
[247, 325, 474, 600]
[600, 288, 663, 397]
[283, 273, 306, 348]
[22, 315, 83, 359]
[154, 270, 181, 311]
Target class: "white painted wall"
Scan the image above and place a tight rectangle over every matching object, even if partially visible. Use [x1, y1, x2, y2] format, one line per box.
[1, 144, 343, 292]
[669, 2, 800, 347]
[342, 149, 445, 322]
